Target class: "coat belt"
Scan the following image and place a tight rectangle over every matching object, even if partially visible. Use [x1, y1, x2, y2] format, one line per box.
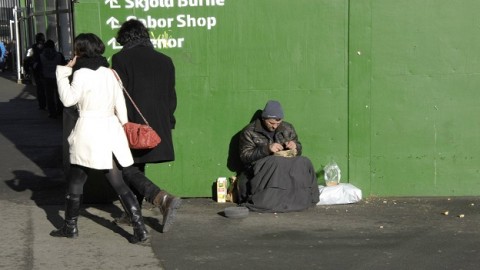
[78, 110, 114, 118]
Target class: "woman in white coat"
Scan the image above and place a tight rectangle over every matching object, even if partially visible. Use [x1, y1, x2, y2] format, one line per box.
[50, 33, 148, 243]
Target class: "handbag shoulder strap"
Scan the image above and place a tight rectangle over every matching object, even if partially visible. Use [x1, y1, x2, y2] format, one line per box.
[111, 69, 150, 126]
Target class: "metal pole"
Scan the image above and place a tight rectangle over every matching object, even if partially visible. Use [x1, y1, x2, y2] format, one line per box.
[9, 20, 14, 42]
[13, 6, 22, 84]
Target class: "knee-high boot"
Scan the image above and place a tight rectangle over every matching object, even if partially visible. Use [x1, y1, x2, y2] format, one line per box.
[50, 194, 82, 238]
[119, 191, 149, 243]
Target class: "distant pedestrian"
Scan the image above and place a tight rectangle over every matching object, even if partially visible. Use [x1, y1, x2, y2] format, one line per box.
[40, 40, 66, 118]
[30, 33, 46, 110]
[51, 33, 149, 244]
[0, 40, 6, 71]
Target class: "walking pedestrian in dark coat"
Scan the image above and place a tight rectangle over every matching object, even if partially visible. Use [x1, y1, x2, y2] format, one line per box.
[112, 19, 181, 233]
[40, 39, 66, 118]
[30, 33, 46, 110]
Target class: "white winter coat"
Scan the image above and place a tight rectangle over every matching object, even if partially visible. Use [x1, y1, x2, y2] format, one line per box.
[56, 65, 134, 169]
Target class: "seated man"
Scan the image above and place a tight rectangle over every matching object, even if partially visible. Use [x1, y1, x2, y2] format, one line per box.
[238, 100, 319, 212]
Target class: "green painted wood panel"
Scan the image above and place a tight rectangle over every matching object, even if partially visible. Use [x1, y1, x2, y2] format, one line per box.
[351, 0, 480, 196]
[73, 0, 350, 197]
[348, 0, 373, 195]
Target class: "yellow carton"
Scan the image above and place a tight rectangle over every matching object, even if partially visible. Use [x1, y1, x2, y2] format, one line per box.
[216, 177, 227, 203]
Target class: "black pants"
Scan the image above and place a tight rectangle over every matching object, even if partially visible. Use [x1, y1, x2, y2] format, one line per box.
[33, 70, 46, 110]
[44, 77, 63, 117]
[122, 163, 162, 205]
[67, 160, 130, 196]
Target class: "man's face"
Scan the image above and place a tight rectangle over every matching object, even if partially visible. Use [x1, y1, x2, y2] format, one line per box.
[262, 118, 283, 132]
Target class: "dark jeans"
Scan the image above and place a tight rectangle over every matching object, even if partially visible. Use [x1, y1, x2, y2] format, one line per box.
[122, 163, 162, 206]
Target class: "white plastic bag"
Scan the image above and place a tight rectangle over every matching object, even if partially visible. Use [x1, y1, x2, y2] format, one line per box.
[316, 183, 362, 205]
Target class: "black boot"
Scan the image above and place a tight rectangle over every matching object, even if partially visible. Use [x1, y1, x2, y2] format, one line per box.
[119, 191, 149, 243]
[153, 191, 182, 233]
[50, 194, 82, 238]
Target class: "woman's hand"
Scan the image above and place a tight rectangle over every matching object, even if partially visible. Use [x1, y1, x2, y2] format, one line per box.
[66, 56, 77, 68]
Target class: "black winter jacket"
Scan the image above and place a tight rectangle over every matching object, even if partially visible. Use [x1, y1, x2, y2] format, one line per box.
[112, 44, 177, 164]
[239, 118, 303, 167]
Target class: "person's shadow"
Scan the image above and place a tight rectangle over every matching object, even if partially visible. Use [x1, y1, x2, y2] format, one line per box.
[5, 170, 65, 226]
[226, 110, 262, 174]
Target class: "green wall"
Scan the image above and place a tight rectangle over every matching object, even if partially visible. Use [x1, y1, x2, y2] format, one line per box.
[73, 0, 480, 197]
[350, 0, 480, 196]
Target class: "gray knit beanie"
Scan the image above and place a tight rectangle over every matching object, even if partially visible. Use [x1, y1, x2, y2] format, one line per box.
[261, 100, 284, 119]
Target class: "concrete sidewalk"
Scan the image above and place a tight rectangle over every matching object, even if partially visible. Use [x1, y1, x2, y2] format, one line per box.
[1, 71, 479, 270]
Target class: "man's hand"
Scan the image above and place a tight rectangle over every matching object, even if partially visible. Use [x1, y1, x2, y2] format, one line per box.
[269, 143, 284, 153]
[284, 141, 297, 150]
